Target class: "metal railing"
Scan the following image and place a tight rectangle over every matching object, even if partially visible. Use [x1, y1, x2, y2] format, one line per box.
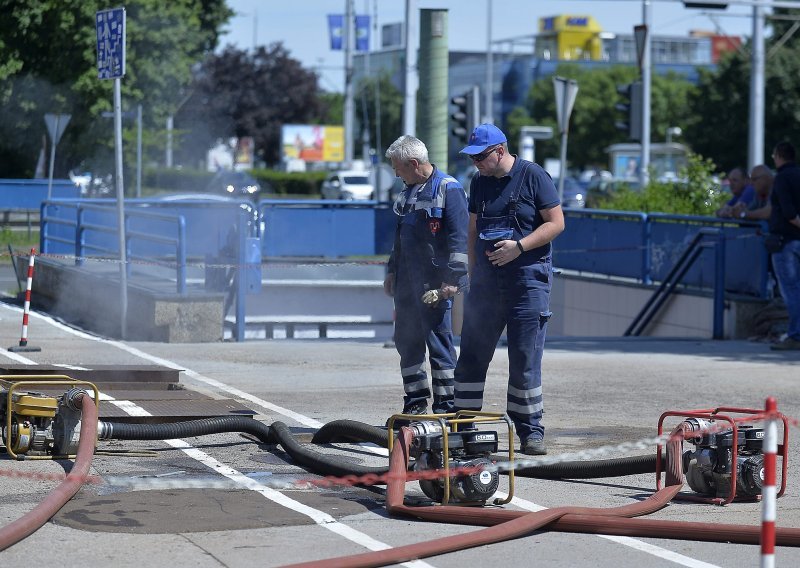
[625, 228, 726, 339]
[40, 201, 187, 294]
[556, 209, 769, 298]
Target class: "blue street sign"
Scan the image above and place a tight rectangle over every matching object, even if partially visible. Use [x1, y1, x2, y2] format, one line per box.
[96, 8, 126, 80]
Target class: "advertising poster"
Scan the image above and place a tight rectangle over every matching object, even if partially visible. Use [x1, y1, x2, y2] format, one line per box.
[282, 125, 344, 163]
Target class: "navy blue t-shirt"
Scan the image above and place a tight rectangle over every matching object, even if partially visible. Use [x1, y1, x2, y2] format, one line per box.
[468, 157, 560, 257]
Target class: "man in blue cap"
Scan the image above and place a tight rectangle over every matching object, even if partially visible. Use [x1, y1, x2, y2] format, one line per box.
[453, 123, 564, 455]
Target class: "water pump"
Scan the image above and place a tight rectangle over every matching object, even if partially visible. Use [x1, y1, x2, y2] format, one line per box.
[407, 420, 500, 505]
[682, 417, 765, 500]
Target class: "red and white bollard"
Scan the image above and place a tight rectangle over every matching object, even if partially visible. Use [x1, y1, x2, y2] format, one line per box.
[761, 396, 778, 568]
[8, 248, 41, 353]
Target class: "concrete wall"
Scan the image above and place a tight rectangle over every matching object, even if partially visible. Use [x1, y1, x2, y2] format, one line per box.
[549, 272, 769, 339]
[22, 257, 224, 342]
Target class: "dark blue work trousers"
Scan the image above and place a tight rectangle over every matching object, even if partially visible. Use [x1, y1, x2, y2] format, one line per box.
[454, 260, 551, 443]
[394, 281, 456, 413]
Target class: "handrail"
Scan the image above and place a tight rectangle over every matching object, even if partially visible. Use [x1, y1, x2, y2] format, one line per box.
[40, 200, 187, 294]
[625, 227, 726, 338]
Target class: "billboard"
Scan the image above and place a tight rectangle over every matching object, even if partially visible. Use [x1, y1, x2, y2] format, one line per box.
[282, 124, 344, 163]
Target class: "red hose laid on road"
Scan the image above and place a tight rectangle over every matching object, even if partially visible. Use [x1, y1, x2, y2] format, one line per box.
[283, 424, 800, 568]
[0, 393, 97, 551]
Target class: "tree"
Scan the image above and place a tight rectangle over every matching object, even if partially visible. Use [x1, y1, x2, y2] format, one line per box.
[176, 44, 327, 166]
[0, 0, 232, 178]
[354, 72, 404, 160]
[516, 64, 695, 171]
[686, 8, 800, 171]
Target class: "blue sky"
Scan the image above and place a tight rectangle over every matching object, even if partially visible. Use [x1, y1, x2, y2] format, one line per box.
[220, 1, 761, 92]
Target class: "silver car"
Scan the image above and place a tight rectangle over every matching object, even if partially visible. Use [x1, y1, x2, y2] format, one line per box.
[320, 170, 374, 200]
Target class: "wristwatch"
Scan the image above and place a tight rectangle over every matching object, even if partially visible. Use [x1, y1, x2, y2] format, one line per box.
[516, 240, 525, 253]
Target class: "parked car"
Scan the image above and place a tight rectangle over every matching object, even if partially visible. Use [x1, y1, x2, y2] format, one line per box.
[320, 170, 374, 200]
[552, 176, 586, 209]
[205, 169, 269, 197]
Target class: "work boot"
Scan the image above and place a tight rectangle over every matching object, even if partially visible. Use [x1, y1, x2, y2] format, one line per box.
[386, 401, 429, 429]
[401, 401, 429, 415]
[519, 438, 547, 456]
[770, 337, 800, 351]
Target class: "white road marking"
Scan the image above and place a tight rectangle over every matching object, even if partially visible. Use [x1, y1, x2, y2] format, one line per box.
[0, 304, 427, 566]
[2, 303, 721, 567]
[493, 492, 724, 568]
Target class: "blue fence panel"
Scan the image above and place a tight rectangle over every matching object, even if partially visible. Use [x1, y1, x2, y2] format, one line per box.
[648, 214, 768, 297]
[0, 179, 79, 209]
[40, 202, 79, 255]
[554, 209, 649, 281]
[259, 200, 379, 257]
[375, 206, 396, 255]
[126, 199, 256, 258]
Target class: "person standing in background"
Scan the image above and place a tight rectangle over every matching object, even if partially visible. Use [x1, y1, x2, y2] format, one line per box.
[767, 141, 800, 351]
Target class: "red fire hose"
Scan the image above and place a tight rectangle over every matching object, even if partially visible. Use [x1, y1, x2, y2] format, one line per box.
[0, 392, 98, 551]
[284, 422, 800, 568]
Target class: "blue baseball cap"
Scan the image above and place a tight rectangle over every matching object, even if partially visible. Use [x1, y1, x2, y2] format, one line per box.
[460, 123, 507, 155]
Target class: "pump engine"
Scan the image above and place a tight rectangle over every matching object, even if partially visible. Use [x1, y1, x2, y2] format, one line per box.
[1, 381, 91, 458]
[682, 417, 765, 500]
[408, 421, 500, 505]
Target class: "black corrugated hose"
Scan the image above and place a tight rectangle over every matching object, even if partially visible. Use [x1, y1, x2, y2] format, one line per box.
[98, 416, 660, 481]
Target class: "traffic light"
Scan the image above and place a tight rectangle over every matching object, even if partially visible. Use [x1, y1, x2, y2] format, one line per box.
[615, 81, 643, 141]
[450, 86, 479, 144]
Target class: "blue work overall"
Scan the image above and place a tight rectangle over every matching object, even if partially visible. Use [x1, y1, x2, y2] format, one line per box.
[454, 163, 552, 443]
[392, 171, 467, 413]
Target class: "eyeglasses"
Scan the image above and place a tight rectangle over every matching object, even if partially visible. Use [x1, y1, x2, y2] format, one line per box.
[469, 146, 499, 163]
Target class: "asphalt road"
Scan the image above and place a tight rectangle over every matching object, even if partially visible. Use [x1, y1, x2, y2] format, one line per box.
[1, 299, 799, 567]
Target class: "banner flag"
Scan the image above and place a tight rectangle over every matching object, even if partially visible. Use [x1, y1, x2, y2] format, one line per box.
[356, 15, 370, 52]
[328, 14, 343, 50]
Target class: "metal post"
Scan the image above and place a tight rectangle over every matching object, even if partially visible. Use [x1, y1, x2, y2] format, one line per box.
[557, 125, 568, 203]
[712, 230, 726, 339]
[166, 115, 173, 168]
[403, 0, 417, 135]
[46, 115, 60, 201]
[484, 0, 493, 123]
[113, 77, 128, 339]
[749, 1, 766, 171]
[235, 210, 247, 342]
[640, 0, 652, 188]
[136, 104, 142, 198]
[344, 0, 355, 164]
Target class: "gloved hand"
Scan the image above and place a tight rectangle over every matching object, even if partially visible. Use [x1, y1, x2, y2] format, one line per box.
[421, 289, 442, 307]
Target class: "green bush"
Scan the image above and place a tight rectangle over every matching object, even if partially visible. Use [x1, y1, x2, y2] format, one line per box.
[143, 168, 214, 193]
[250, 169, 328, 197]
[596, 153, 728, 215]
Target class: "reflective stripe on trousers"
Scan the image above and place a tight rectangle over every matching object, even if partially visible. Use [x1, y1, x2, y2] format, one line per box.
[454, 260, 551, 442]
[394, 291, 456, 412]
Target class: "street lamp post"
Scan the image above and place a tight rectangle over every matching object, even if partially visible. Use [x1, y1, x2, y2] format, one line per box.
[666, 126, 682, 144]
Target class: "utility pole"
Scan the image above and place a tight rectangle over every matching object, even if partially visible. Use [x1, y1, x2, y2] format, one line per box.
[344, 0, 355, 164]
[403, 0, 417, 135]
[748, 0, 765, 170]
[640, 0, 652, 188]
[484, 0, 493, 123]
